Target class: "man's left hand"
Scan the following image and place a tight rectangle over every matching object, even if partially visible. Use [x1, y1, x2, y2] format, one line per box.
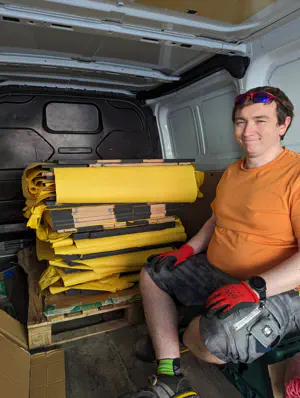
[205, 281, 260, 319]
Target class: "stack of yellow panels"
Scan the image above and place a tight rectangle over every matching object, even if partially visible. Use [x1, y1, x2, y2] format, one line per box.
[22, 159, 204, 295]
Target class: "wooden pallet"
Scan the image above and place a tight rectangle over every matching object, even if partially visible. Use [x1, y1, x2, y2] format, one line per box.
[27, 276, 144, 350]
[28, 300, 143, 350]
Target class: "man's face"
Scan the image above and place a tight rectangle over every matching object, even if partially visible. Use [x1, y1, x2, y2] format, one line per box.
[234, 101, 290, 156]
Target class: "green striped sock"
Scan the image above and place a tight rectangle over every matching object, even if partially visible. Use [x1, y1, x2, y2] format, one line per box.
[157, 358, 181, 376]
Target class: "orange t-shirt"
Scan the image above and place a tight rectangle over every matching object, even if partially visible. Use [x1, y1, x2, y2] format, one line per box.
[207, 148, 300, 280]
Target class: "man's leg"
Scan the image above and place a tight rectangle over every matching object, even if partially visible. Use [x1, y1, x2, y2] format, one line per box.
[183, 316, 225, 365]
[119, 255, 235, 397]
[118, 268, 198, 397]
[139, 268, 180, 360]
[183, 292, 300, 366]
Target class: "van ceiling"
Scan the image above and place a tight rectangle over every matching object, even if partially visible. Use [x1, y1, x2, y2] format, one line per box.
[0, 0, 300, 96]
[136, 0, 275, 24]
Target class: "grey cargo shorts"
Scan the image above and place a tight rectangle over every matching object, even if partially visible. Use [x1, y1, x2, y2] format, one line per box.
[144, 254, 300, 363]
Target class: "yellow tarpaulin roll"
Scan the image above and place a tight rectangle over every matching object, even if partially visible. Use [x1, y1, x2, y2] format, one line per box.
[54, 165, 204, 204]
[53, 225, 186, 256]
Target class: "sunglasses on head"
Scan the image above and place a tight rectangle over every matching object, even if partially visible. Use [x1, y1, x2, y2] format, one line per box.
[234, 91, 282, 106]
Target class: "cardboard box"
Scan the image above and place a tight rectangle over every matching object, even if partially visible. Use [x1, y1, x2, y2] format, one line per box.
[0, 309, 66, 398]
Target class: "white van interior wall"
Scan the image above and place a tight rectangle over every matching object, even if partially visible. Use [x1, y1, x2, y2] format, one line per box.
[149, 70, 242, 172]
[151, 11, 300, 173]
[150, 13, 300, 231]
[149, 72, 232, 234]
[242, 13, 300, 154]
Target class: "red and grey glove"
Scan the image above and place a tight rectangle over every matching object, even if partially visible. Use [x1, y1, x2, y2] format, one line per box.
[205, 281, 260, 319]
[147, 244, 194, 272]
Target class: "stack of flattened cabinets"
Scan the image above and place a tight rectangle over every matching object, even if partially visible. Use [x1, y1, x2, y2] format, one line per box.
[22, 159, 204, 296]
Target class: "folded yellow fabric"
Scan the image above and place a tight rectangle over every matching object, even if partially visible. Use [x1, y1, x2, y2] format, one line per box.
[49, 273, 139, 294]
[51, 220, 183, 249]
[25, 203, 46, 226]
[39, 265, 61, 291]
[52, 238, 74, 248]
[49, 259, 91, 271]
[41, 263, 140, 292]
[72, 246, 173, 269]
[36, 238, 55, 261]
[53, 225, 186, 256]
[40, 245, 173, 291]
[49, 246, 172, 271]
[24, 203, 72, 242]
[39, 265, 116, 290]
[22, 163, 55, 200]
[54, 165, 204, 204]
[54, 266, 127, 287]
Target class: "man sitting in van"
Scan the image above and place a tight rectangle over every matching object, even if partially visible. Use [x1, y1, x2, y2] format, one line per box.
[120, 86, 300, 398]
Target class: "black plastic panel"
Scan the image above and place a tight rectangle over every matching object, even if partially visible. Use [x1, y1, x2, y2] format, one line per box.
[0, 90, 161, 226]
[45, 102, 101, 133]
[0, 129, 54, 169]
[97, 130, 152, 159]
[138, 55, 250, 100]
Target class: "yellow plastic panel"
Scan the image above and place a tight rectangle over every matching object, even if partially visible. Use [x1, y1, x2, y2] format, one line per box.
[54, 165, 201, 204]
[54, 225, 186, 255]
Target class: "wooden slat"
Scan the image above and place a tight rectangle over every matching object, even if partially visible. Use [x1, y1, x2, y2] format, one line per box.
[51, 319, 129, 346]
[90, 163, 191, 167]
[28, 324, 52, 350]
[27, 279, 46, 326]
[17, 247, 47, 326]
[44, 287, 140, 312]
[124, 302, 144, 325]
[31, 302, 134, 328]
[46, 302, 131, 325]
[28, 298, 143, 349]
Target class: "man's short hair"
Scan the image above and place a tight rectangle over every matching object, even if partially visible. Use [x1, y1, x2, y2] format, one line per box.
[232, 86, 294, 140]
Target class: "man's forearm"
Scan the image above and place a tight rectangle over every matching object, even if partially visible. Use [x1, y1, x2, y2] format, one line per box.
[187, 214, 216, 255]
[260, 251, 300, 297]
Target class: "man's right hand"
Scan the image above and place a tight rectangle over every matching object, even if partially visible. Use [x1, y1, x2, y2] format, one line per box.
[147, 244, 194, 272]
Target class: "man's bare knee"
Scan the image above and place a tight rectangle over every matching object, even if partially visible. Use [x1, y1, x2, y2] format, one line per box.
[140, 268, 152, 290]
[139, 267, 162, 295]
[183, 316, 225, 365]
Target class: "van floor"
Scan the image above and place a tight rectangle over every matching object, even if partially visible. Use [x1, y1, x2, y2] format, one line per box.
[63, 323, 241, 398]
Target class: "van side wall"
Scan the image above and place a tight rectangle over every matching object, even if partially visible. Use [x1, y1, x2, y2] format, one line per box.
[152, 13, 300, 236]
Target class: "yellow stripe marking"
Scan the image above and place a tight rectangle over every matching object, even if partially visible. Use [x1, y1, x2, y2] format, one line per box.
[176, 392, 197, 398]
